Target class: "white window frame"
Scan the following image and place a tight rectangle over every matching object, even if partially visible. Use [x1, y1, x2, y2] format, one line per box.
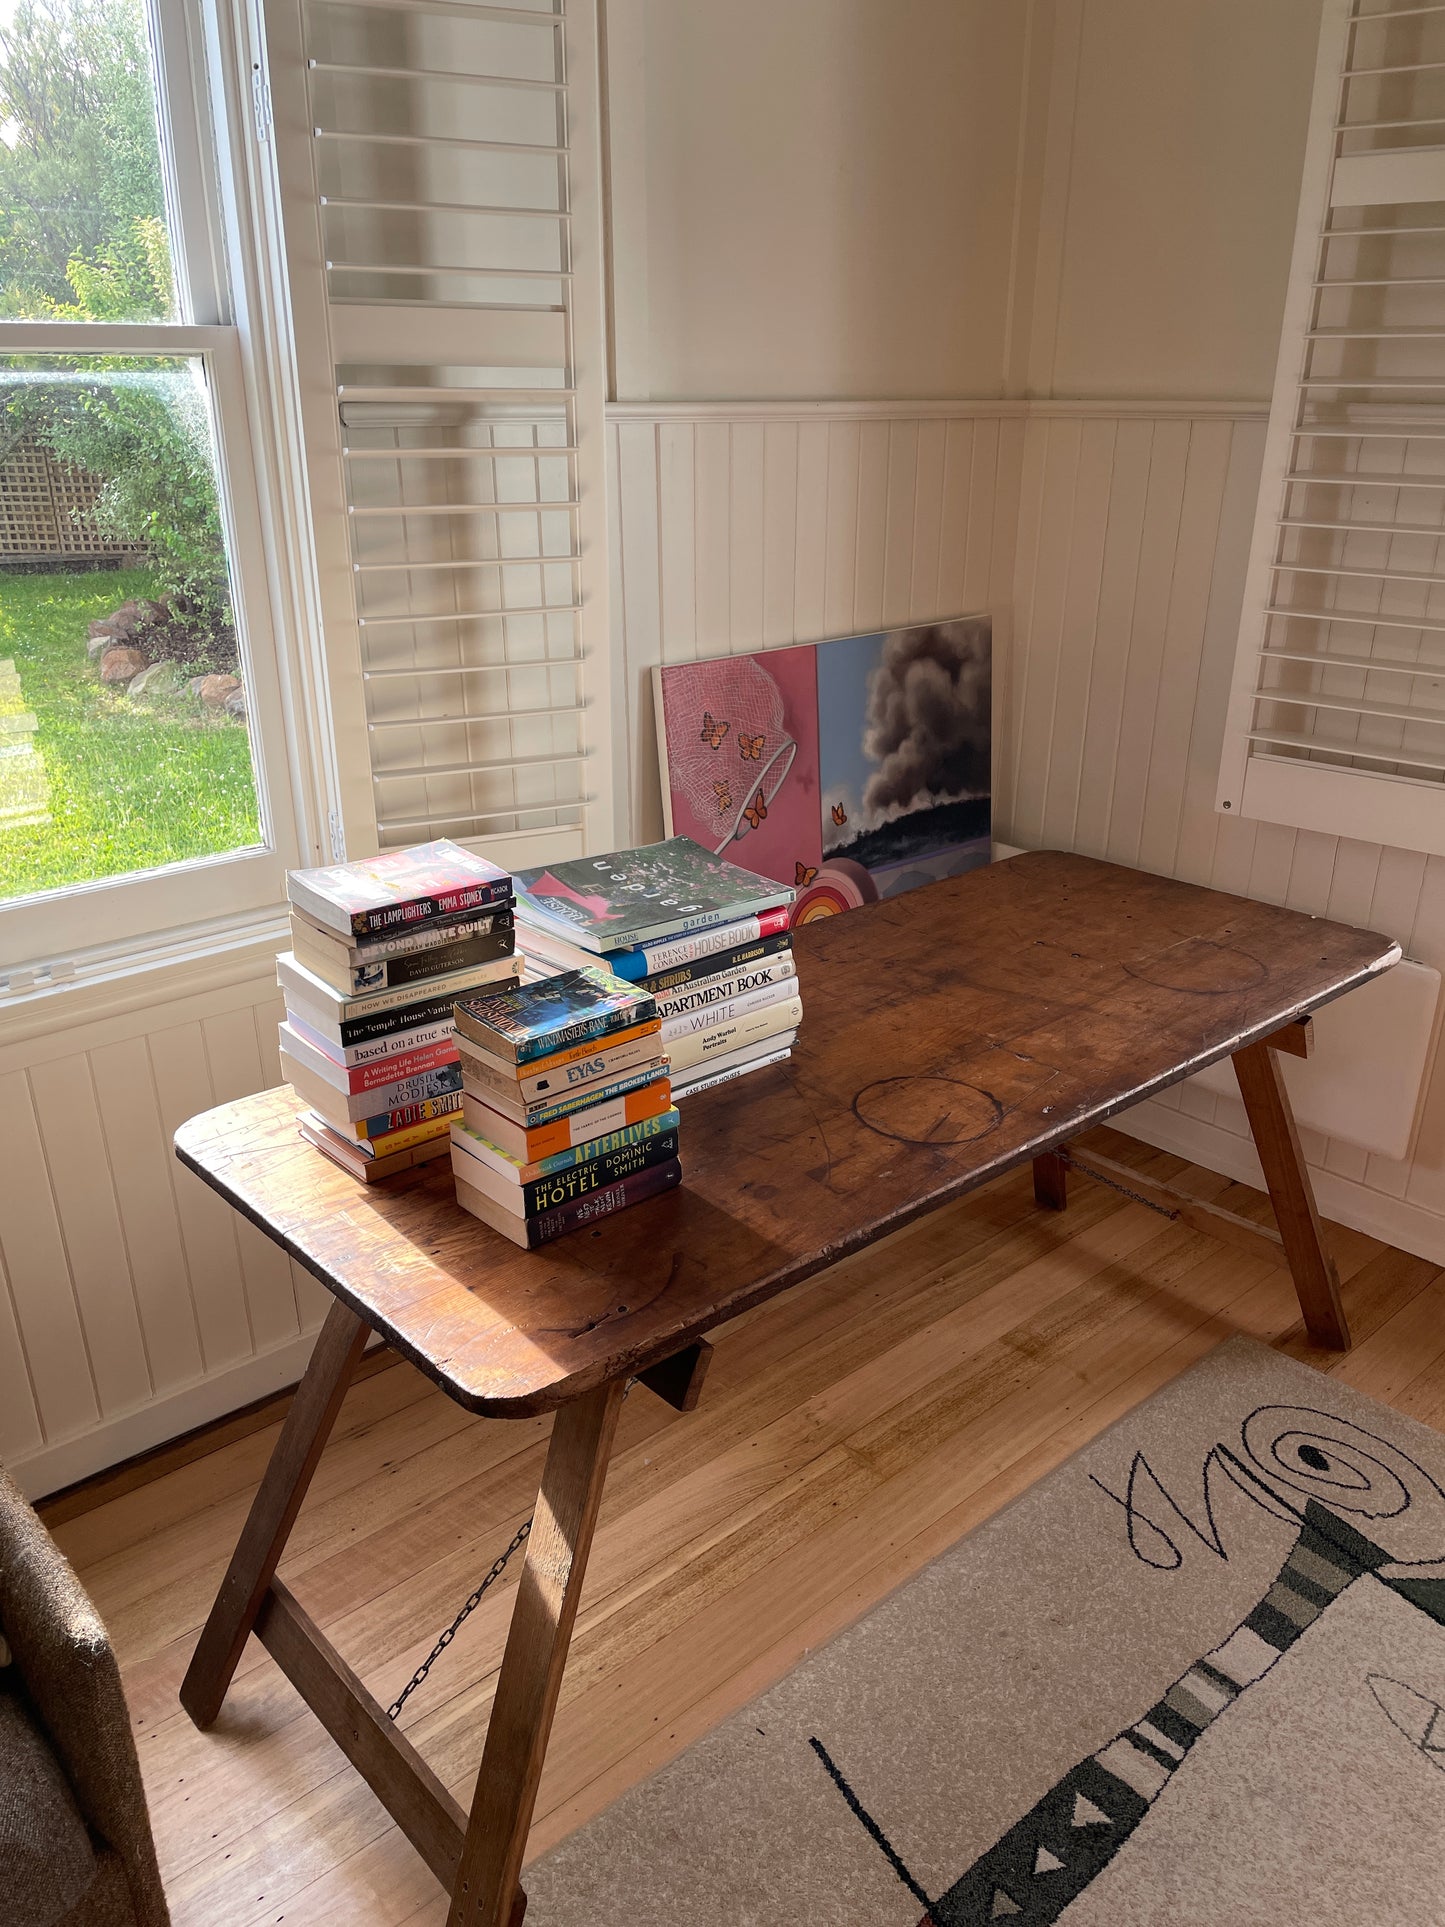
[0, 0, 339, 981]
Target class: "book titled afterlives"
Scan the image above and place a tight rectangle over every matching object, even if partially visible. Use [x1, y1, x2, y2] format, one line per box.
[515, 836, 793, 954]
[288, 839, 512, 938]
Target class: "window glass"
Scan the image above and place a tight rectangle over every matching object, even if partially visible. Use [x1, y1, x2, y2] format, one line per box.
[0, 0, 175, 323]
[0, 357, 262, 901]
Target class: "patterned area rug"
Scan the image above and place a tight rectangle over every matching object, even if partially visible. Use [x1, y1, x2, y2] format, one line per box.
[527, 1338, 1445, 1924]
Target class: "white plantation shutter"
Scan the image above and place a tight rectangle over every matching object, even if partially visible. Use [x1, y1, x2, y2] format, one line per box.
[263, 0, 616, 869]
[1218, 0, 1445, 855]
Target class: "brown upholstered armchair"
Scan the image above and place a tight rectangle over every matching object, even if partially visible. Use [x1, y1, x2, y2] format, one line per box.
[0, 1464, 169, 1926]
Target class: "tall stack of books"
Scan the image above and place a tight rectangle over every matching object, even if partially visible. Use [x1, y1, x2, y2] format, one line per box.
[448, 965, 680, 1247]
[511, 836, 800, 1100]
[277, 840, 519, 1182]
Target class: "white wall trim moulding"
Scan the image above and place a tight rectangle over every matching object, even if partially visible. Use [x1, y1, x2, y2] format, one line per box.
[605, 397, 1270, 424]
[7, 1327, 323, 1500]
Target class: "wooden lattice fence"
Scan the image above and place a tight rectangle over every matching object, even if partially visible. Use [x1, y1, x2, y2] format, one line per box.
[0, 437, 145, 572]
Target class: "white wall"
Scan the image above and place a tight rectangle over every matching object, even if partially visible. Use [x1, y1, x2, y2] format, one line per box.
[1018, 0, 1322, 401]
[603, 0, 1031, 401]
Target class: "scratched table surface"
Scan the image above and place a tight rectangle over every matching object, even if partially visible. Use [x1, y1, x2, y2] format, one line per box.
[175, 852, 1398, 1417]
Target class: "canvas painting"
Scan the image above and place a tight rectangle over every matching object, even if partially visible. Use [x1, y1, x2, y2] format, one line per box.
[654, 617, 991, 924]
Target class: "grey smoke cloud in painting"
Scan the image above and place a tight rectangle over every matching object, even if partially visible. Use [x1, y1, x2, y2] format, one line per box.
[860, 618, 990, 828]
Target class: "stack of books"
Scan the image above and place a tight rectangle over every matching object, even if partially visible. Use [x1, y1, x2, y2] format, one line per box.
[512, 835, 800, 1099]
[448, 965, 680, 1247]
[276, 840, 519, 1181]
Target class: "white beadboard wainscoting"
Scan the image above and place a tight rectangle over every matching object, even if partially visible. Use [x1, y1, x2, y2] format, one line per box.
[607, 396, 1445, 1269]
[0, 959, 323, 1497]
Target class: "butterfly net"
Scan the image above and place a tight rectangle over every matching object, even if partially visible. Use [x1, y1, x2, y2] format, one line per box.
[662, 656, 797, 853]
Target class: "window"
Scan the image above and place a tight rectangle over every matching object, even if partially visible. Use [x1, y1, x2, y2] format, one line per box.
[1219, 0, 1445, 858]
[0, 0, 308, 971]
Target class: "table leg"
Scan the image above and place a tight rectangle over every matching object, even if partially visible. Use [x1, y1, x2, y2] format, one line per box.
[1033, 1151, 1069, 1211]
[180, 1299, 369, 1728]
[448, 1376, 627, 1927]
[1232, 1039, 1351, 1351]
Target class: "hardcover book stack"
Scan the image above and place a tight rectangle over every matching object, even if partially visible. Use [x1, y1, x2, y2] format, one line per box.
[511, 835, 800, 1100]
[449, 966, 680, 1248]
[277, 840, 519, 1182]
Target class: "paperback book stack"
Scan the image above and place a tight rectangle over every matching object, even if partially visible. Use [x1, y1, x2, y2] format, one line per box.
[277, 840, 519, 1182]
[449, 966, 680, 1248]
[512, 835, 800, 1100]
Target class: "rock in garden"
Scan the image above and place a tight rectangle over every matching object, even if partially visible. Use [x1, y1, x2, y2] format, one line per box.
[222, 686, 246, 721]
[138, 598, 170, 626]
[196, 673, 241, 708]
[128, 660, 181, 699]
[99, 644, 149, 685]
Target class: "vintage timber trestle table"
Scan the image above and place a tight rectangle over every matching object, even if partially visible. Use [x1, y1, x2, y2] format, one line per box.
[174, 852, 1401, 1926]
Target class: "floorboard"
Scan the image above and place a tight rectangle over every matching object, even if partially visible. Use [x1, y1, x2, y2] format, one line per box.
[59, 1126, 1443, 1927]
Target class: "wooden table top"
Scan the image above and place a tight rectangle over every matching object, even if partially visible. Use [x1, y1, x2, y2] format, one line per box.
[175, 852, 1398, 1417]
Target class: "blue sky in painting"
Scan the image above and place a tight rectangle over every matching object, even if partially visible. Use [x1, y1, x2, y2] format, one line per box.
[816, 631, 884, 844]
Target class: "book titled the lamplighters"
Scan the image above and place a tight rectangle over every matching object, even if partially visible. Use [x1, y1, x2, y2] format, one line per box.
[287, 839, 512, 939]
[515, 836, 792, 955]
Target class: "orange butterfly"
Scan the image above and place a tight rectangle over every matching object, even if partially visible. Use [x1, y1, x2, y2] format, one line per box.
[741, 788, 768, 831]
[700, 711, 729, 749]
[738, 733, 764, 760]
[831, 802, 848, 826]
[713, 780, 732, 813]
[795, 860, 818, 887]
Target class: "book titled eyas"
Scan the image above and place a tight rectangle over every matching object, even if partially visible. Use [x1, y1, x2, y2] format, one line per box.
[287, 839, 512, 939]
[516, 836, 792, 954]
[454, 965, 655, 1065]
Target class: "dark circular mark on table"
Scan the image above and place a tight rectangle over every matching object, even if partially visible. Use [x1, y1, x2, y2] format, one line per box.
[1123, 937, 1269, 996]
[853, 1075, 1005, 1146]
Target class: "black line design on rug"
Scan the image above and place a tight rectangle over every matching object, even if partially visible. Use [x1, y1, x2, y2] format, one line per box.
[810, 1403, 1445, 1926]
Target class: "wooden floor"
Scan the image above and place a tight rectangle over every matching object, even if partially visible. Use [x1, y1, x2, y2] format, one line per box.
[55, 1126, 1445, 1927]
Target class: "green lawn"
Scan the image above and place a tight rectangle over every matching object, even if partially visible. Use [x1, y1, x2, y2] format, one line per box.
[0, 568, 261, 903]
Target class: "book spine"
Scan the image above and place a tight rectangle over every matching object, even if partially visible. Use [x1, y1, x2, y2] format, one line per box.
[300, 905, 511, 964]
[461, 1053, 667, 1126]
[522, 1157, 682, 1246]
[512, 1000, 657, 1065]
[666, 997, 802, 1074]
[622, 906, 792, 976]
[640, 930, 791, 995]
[345, 1035, 459, 1093]
[277, 953, 518, 1023]
[458, 1107, 682, 1182]
[661, 975, 795, 1041]
[330, 993, 463, 1050]
[363, 1063, 463, 1111]
[456, 1016, 661, 1084]
[338, 926, 515, 995]
[284, 1020, 460, 1094]
[357, 1093, 460, 1137]
[453, 1126, 681, 1214]
[673, 1042, 793, 1099]
[349, 875, 512, 938]
[289, 1012, 455, 1069]
[463, 1031, 662, 1106]
[654, 953, 796, 1020]
[354, 1113, 455, 1158]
